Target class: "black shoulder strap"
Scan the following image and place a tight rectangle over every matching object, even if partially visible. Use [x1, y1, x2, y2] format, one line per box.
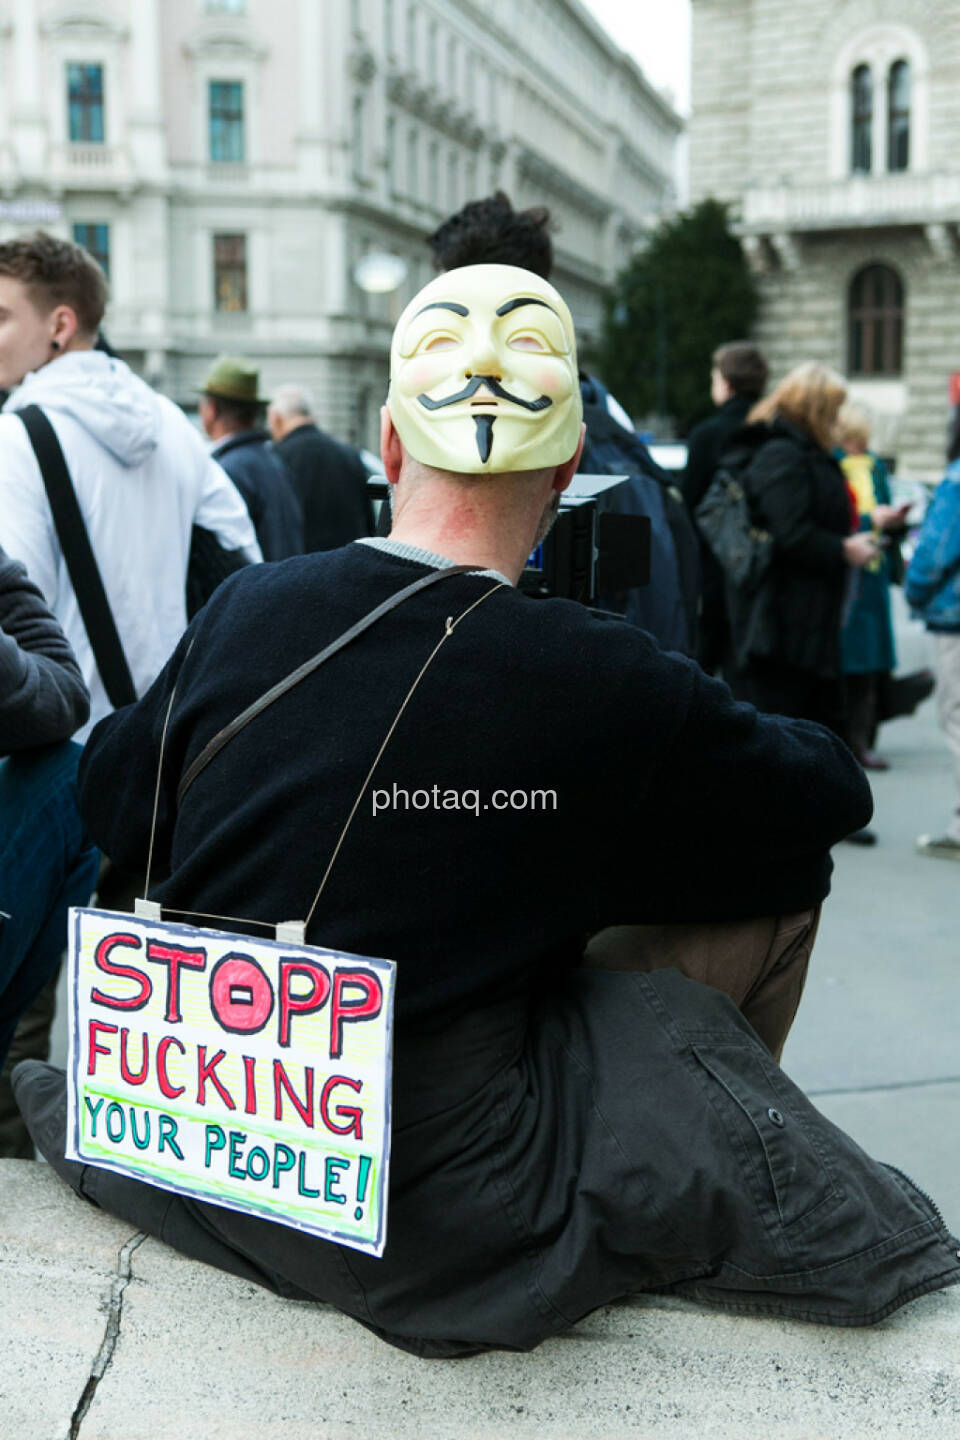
[18, 403, 137, 709]
[176, 563, 477, 807]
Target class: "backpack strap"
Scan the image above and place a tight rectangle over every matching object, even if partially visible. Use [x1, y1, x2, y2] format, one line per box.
[176, 563, 476, 806]
[18, 403, 137, 709]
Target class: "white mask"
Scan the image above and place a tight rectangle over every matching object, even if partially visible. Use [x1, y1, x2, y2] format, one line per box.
[387, 264, 582, 474]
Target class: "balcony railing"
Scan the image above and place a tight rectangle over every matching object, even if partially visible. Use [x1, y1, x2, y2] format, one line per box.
[740, 171, 960, 233]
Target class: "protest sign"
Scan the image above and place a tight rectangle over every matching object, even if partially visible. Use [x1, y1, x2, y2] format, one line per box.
[66, 907, 395, 1256]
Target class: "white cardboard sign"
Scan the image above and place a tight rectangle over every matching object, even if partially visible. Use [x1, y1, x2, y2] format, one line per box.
[66, 907, 395, 1256]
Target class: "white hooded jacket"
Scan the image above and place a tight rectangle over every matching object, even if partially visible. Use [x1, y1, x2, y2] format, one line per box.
[0, 351, 261, 738]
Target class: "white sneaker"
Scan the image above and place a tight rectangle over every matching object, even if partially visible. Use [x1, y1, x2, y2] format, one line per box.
[916, 834, 960, 861]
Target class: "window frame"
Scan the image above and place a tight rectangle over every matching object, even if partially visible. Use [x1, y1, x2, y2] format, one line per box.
[850, 64, 873, 175]
[887, 58, 910, 173]
[848, 263, 904, 378]
[67, 61, 105, 145]
[208, 79, 246, 164]
[213, 233, 249, 313]
[72, 222, 110, 281]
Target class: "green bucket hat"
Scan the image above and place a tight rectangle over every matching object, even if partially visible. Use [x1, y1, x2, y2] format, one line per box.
[201, 354, 270, 405]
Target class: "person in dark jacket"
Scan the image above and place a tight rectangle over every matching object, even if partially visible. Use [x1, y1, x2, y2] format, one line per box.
[0, 547, 98, 1070]
[683, 342, 769, 672]
[267, 385, 374, 552]
[200, 356, 303, 562]
[725, 362, 879, 732]
[12, 267, 959, 1357]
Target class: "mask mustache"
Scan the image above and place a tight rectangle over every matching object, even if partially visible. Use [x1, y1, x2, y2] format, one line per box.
[416, 374, 553, 413]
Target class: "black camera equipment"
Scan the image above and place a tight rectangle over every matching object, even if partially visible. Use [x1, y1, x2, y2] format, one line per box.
[367, 472, 650, 608]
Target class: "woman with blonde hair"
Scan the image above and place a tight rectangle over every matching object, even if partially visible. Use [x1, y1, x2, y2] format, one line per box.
[723, 362, 880, 742]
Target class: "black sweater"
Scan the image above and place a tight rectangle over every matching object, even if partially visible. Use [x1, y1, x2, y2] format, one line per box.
[79, 545, 871, 1028]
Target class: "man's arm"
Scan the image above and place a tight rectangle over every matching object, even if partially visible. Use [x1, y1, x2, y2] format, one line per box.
[620, 655, 872, 922]
[0, 549, 89, 752]
[193, 454, 262, 564]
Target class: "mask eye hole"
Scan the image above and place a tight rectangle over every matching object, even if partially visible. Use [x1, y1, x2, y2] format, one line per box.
[420, 334, 460, 353]
[508, 333, 546, 352]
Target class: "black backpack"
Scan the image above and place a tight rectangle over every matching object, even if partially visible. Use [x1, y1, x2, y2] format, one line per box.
[694, 447, 774, 592]
[579, 394, 700, 655]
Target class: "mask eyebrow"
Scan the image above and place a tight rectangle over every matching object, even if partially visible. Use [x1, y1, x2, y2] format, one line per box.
[414, 301, 469, 318]
[496, 297, 557, 317]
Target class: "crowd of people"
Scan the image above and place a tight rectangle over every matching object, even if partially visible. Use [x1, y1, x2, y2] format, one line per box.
[1, 204, 959, 1355]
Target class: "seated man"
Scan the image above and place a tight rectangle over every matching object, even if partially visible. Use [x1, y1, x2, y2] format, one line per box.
[0, 546, 98, 1070]
[15, 266, 959, 1357]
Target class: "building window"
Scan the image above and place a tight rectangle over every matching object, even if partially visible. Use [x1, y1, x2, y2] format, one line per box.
[406, 5, 417, 69]
[850, 64, 872, 173]
[384, 0, 394, 55]
[67, 63, 105, 143]
[73, 223, 110, 281]
[888, 59, 910, 172]
[213, 234, 248, 312]
[407, 126, 419, 197]
[207, 0, 245, 11]
[209, 81, 245, 163]
[447, 150, 459, 210]
[848, 264, 903, 376]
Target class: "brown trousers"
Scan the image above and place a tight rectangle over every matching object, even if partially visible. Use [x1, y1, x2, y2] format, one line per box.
[583, 908, 820, 1062]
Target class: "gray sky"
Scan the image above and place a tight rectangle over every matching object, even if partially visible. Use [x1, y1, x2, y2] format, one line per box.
[579, 0, 692, 116]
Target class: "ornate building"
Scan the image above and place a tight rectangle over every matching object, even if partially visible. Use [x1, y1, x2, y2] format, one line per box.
[689, 0, 960, 477]
[0, 0, 681, 448]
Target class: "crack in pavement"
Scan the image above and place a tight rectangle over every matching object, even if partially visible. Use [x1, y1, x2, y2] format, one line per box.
[68, 1229, 147, 1440]
[808, 1074, 960, 1099]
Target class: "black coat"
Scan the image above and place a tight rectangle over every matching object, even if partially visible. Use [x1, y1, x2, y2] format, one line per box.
[736, 418, 851, 676]
[275, 423, 374, 552]
[682, 394, 754, 511]
[74, 546, 960, 1355]
[212, 430, 304, 563]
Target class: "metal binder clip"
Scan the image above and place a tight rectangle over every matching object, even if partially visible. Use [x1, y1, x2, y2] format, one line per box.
[134, 897, 162, 920]
[276, 919, 307, 945]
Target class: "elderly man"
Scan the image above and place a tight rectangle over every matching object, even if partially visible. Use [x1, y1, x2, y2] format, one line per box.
[267, 384, 373, 551]
[15, 266, 959, 1356]
[199, 356, 303, 562]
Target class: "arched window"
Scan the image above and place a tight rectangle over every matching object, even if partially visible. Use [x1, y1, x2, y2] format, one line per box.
[888, 59, 910, 171]
[848, 264, 904, 376]
[851, 64, 873, 173]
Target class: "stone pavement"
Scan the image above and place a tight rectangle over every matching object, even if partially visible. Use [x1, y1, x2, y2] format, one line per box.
[782, 608, 960, 1232]
[0, 1161, 958, 1440]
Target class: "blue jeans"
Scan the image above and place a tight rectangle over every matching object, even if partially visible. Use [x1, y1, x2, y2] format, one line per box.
[0, 743, 99, 1072]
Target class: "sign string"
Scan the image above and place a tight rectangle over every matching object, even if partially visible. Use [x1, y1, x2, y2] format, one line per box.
[136, 581, 506, 939]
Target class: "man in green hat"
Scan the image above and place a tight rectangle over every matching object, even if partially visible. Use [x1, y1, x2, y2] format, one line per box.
[200, 355, 303, 561]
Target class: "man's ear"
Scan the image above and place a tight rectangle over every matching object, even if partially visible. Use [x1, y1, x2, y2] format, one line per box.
[50, 304, 80, 351]
[551, 424, 586, 494]
[380, 406, 403, 485]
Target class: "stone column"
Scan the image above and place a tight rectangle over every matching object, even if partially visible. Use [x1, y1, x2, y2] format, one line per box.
[13, 0, 46, 174]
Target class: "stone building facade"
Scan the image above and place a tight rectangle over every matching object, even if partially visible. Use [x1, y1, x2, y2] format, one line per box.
[689, 0, 960, 477]
[0, 0, 680, 449]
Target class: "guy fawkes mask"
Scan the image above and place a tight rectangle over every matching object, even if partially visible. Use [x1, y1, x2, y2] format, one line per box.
[387, 264, 581, 474]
